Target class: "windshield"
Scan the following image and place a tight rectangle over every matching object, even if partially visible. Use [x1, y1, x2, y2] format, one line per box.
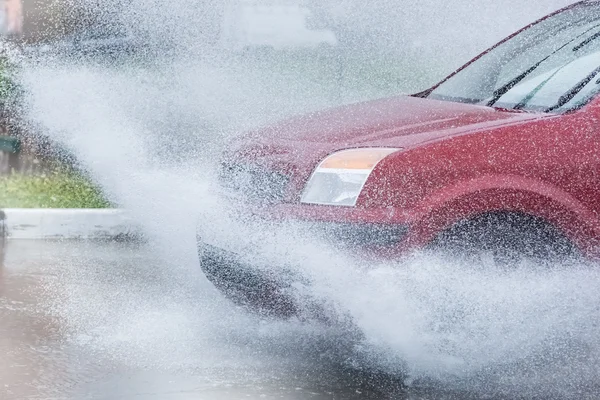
[428, 2, 600, 113]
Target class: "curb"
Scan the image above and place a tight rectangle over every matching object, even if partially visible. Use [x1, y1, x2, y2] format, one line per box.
[0, 209, 143, 240]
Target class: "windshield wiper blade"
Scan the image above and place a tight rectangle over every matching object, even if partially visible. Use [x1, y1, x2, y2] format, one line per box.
[546, 64, 600, 112]
[486, 60, 546, 107]
[573, 31, 600, 52]
[487, 24, 600, 108]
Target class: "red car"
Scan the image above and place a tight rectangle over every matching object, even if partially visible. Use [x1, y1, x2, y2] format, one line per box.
[199, 1, 600, 316]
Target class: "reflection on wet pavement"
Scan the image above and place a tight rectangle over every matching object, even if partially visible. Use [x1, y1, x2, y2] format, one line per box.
[8, 240, 593, 400]
[0, 240, 411, 400]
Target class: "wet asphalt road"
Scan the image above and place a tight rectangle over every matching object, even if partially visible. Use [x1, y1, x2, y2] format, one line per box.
[5, 240, 598, 400]
[0, 240, 419, 400]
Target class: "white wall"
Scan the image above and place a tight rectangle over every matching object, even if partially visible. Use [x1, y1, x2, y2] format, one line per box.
[221, 1, 335, 49]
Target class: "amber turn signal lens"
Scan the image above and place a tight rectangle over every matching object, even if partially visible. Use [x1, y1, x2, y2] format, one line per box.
[319, 148, 399, 170]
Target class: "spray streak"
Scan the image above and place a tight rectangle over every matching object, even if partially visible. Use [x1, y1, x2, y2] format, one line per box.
[16, 1, 600, 398]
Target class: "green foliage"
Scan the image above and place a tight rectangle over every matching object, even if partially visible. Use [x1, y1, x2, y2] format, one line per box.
[0, 57, 16, 101]
[0, 172, 111, 208]
[0, 50, 22, 105]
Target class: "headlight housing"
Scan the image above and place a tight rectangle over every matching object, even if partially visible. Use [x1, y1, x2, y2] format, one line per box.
[301, 148, 399, 207]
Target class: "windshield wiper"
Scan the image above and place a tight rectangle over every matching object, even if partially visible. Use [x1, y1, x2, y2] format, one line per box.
[546, 64, 600, 112]
[486, 61, 547, 107]
[487, 24, 600, 108]
[486, 48, 575, 108]
[573, 31, 600, 52]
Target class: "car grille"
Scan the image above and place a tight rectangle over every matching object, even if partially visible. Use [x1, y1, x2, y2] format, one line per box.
[219, 162, 291, 204]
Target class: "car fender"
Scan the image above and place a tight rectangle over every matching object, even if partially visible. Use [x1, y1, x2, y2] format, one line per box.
[401, 174, 600, 255]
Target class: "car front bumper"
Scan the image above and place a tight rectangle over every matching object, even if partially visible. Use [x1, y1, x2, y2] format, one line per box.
[197, 219, 409, 317]
[199, 243, 301, 317]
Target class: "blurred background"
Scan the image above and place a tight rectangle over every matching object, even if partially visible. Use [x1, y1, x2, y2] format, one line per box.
[8, 0, 575, 59]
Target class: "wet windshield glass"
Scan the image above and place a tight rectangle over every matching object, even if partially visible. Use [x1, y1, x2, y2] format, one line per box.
[428, 3, 600, 113]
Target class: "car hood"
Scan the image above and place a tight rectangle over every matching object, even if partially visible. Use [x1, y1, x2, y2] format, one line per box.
[245, 95, 548, 151]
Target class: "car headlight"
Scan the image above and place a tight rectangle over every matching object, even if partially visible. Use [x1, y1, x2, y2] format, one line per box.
[301, 148, 399, 207]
